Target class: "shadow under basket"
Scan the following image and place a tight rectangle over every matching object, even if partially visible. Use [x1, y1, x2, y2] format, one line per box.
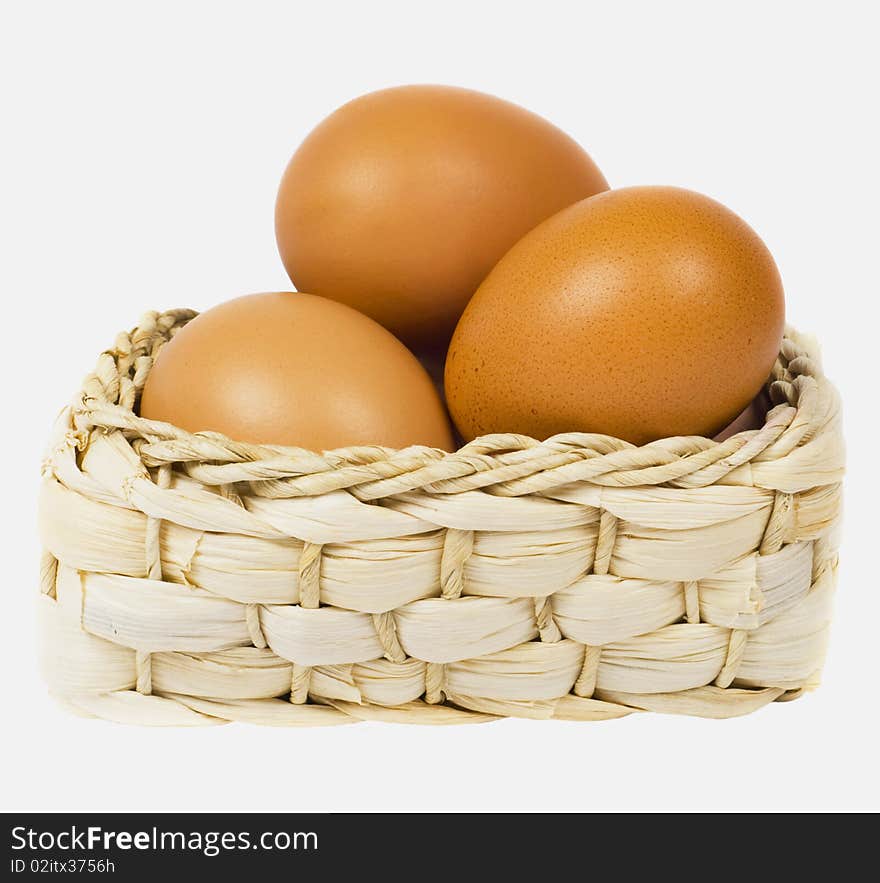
[38, 310, 845, 726]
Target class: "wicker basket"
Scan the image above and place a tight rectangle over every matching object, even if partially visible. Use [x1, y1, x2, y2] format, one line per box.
[37, 310, 845, 726]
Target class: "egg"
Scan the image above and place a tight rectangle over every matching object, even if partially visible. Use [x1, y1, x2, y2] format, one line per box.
[140, 292, 454, 451]
[275, 85, 608, 351]
[445, 186, 785, 445]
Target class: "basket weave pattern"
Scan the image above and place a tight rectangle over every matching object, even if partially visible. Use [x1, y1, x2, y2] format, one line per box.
[38, 310, 845, 725]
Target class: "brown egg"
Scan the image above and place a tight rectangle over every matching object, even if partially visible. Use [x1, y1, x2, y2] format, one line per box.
[275, 85, 608, 351]
[140, 292, 454, 451]
[446, 186, 785, 445]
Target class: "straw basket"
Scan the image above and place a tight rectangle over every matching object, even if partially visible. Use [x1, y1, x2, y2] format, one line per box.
[38, 310, 845, 726]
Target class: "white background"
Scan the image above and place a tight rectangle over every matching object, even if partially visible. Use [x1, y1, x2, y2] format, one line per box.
[2, 1, 878, 812]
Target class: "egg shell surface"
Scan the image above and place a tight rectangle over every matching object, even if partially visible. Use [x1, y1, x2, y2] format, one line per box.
[445, 186, 785, 445]
[140, 292, 454, 452]
[275, 84, 608, 350]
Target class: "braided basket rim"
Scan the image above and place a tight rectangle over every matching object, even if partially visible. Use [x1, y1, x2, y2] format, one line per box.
[65, 309, 836, 499]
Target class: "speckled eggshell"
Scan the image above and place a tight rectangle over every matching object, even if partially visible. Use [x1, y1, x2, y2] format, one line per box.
[140, 292, 454, 452]
[445, 186, 785, 445]
[275, 85, 608, 351]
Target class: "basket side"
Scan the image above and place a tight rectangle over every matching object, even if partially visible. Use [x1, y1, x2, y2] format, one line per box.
[37, 317, 844, 725]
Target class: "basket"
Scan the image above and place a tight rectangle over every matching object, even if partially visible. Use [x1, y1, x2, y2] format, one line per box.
[37, 310, 845, 726]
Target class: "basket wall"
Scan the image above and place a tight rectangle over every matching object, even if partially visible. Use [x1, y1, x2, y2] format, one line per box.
[37, 311, 845, 725]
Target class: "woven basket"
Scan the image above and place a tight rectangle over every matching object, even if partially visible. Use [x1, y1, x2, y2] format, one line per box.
[37, 310, 845, 726]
